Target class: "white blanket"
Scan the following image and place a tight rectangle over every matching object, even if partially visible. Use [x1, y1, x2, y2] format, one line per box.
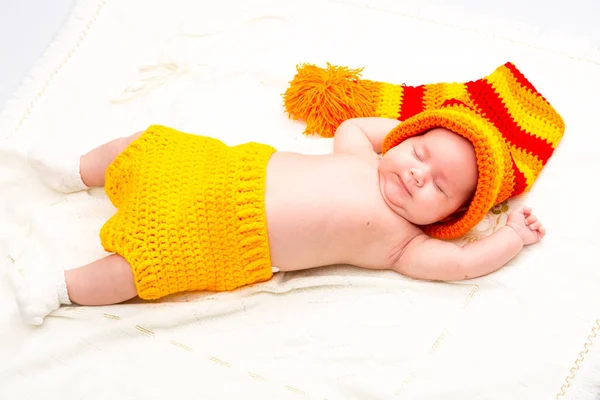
[1, 0, 600, 399]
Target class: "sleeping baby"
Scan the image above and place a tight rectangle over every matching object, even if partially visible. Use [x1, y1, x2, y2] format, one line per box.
[11, 61, 564, 325]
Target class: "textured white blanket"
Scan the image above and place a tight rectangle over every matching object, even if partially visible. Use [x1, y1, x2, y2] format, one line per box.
[1, 0, 600, 399]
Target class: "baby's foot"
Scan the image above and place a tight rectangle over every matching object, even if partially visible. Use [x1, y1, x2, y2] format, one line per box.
[9, 251, 72, 325]
[27, 145, 88, 193]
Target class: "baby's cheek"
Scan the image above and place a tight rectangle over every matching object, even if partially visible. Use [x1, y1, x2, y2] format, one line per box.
[412, 196, 434, 217]
[425, 196, 451, 220]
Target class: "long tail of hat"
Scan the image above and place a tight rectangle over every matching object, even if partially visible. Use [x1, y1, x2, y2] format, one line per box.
[282, 63, 565, 152]
[282, 62, 468, 138]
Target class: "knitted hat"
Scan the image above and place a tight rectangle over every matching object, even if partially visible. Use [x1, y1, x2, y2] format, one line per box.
[283, 62, 565, 239]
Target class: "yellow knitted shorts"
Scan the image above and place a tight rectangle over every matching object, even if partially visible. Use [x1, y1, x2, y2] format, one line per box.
[99, 125, 276, 300]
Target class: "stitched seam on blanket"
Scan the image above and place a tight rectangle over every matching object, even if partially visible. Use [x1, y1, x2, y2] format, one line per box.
[8, 0, 107, 139]
[329, 0, 600, 66]
[555, 319, 600, 399]
[393, 284, 480, 396]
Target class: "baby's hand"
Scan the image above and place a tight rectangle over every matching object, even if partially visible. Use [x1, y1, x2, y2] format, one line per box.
[506, 206, 546, 245]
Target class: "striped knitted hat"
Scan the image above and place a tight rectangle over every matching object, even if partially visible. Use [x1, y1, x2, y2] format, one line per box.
[283, 62, 565, 239]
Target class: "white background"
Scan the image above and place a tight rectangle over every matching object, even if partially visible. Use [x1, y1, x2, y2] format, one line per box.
[1, 0, 599, 110]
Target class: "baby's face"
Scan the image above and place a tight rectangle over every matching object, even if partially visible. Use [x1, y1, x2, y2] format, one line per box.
[378, 127, 478, 225]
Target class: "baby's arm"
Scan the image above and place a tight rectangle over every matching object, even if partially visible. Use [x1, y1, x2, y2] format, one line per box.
[333, 117, 401, 155]
[394, 206, 546, 281]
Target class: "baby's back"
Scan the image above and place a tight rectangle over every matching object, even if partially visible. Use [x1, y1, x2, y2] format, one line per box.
[265, 152, 419, 272]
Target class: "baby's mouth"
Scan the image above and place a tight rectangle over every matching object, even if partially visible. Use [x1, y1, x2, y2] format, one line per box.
[396, 174, 411, 197]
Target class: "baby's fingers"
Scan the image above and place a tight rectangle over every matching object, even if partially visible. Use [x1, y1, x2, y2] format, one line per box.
[529, 221, 543, 231]
[526, 215, 538, 225]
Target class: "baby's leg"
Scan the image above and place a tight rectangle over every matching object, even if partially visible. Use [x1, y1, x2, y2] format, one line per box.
[12, 253, 137, 325]
[28, 130, 143, 193]
[65, 254, 137, 305]
[79, 132, 142, 188]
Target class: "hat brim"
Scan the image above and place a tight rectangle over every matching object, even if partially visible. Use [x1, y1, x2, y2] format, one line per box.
[382, 106, 510, 239]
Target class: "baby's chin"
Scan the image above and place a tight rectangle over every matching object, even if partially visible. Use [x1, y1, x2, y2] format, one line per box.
[403, 213, 442, 226]
[408, 210, 462, 229]
[401, 205, 457, 226]
[380, 200, 441, 226]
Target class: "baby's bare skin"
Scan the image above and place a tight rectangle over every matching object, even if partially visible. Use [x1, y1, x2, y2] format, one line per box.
[265, 151, 417, 272]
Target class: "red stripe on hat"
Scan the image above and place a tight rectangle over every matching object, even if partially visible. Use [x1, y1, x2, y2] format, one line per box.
[510, 157, 528, 196]
[465, 80, 554, 164]
[399, 85, 425, 121]
[441, 98, 468, 109]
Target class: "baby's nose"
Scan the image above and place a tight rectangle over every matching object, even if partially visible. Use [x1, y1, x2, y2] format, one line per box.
[410, 168, 425, 186]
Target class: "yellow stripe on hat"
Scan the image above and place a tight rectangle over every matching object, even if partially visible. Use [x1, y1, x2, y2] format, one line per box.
[375, 82, 403, 119]
[509, 144, 544, 190]
[485, 67, 564, 149]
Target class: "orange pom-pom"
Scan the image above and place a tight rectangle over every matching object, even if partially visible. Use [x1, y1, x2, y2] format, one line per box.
[282, 63, 376, 138]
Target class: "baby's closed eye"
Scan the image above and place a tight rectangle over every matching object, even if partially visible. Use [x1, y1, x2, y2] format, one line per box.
[412, 146, 422, 161]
